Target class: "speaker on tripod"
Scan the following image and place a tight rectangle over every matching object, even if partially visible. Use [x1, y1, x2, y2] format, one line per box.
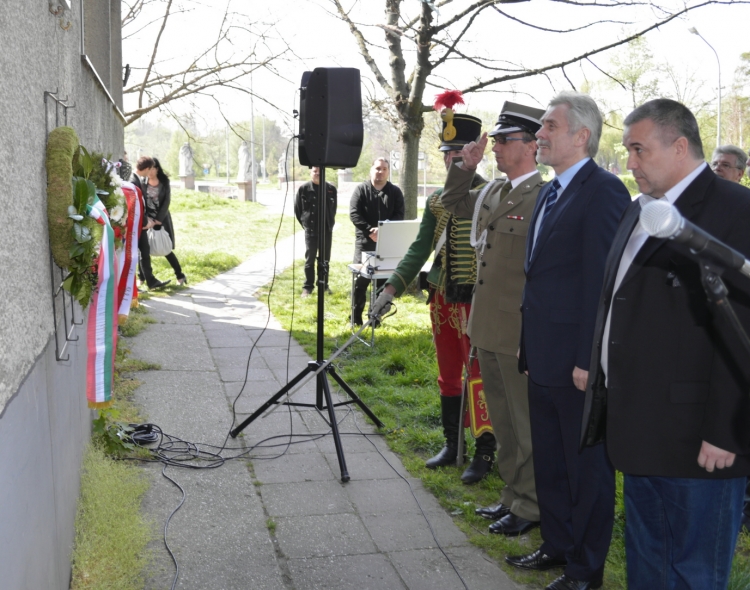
[230, 68, 379, 483]
[298, 68, 364, 169]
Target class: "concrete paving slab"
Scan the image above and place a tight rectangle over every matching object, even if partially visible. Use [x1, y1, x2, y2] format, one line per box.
[287, 554, 406, 590]
[274, 513, 377, 559]
[345, 478, 443, 516]
[252, 451, 336, 484]
[131, 323, 215, 372]
[362, 510, 465, 552]
[260, 480, 355, 517]
[322, 449, 410, 479]
[389, 547, 519, 590]
[139, 296, 200, 325]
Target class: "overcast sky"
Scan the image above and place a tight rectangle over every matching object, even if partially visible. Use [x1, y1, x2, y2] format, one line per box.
[123, 0, 750, 135]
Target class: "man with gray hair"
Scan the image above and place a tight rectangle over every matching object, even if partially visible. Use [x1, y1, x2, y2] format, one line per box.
[711, 144, 747, 184]
[507, 91, 630, 590]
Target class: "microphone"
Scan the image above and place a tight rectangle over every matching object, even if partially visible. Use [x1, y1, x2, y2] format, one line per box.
[640, 199, 750, 279]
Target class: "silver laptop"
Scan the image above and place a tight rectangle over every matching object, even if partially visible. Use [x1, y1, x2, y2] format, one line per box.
[361, 220, 420, 271]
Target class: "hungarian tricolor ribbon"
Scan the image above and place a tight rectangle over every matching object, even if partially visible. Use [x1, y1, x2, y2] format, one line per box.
[116, 182, 142, 318]
[86, 196, 117, 408]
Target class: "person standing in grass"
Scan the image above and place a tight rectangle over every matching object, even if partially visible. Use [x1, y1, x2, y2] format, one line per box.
[372, 93, 494, 483]
[349, 158, 404, 325]
[294, 166, 337, 298]
[441, 101, 547, 538]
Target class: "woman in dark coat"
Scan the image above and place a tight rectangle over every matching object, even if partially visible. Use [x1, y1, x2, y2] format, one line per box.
[137, 157, 186, 287]
[131, 157, 169, 290]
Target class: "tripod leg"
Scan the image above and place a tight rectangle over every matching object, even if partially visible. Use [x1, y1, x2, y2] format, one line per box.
[328, 367, 385, 428]
[319, 372, 350, 482]
[230, 366, 313, 438]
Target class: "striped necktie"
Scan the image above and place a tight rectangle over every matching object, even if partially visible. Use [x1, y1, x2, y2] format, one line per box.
[539, 178, 561, 232]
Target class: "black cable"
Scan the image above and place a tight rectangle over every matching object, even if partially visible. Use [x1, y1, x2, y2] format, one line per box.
[160, 463, 185, 590]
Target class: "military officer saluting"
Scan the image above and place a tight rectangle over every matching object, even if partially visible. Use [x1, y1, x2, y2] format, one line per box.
[442, 102, 546, 536]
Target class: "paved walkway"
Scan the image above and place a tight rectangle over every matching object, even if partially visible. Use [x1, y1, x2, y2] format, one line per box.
[128, 231, 520, 590]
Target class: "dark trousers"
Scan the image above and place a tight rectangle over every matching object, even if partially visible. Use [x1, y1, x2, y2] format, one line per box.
[138, 230, 183, 286]
[528, 378, 615, 582]
[352, 241, 380, 318]
[303, 229, 332, 292]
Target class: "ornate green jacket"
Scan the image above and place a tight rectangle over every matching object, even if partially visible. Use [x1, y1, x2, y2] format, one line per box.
[386, 175, 486, 303]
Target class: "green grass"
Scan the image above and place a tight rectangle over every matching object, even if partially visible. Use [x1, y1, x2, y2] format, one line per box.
[71, 306, 159, 587]
[149, 188, 297, 287]
[70, 445, 153, 589]
[259, 217, 749, 588]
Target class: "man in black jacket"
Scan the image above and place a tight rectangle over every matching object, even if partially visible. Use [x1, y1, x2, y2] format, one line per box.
[294, 166, 337, 298]
[349, 158, 405, 324]
[582, 99, 750, 589]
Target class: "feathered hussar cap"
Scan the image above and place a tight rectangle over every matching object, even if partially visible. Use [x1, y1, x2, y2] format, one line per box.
[433, 90, 482, 152]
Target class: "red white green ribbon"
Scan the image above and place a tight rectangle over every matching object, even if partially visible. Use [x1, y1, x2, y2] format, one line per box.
[116, 182, 142, 317]
[86, 196, 117, 408]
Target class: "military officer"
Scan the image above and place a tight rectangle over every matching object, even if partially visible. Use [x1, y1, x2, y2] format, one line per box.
[441, 102, 545, 536]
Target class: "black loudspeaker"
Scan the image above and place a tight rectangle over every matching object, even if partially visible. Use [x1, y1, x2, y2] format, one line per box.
[298, 68, 364, 169]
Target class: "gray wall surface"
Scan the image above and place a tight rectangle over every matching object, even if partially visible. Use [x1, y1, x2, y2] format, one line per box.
[0, 0, 124, 410]
[0, 1, 123, 588]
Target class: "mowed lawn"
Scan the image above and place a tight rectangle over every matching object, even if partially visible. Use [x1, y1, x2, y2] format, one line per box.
[148, 188, 298, 287]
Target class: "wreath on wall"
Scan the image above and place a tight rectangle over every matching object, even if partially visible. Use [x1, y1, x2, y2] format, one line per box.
[46, 126, 128, 308]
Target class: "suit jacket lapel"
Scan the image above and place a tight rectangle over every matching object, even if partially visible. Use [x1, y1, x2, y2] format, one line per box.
[602, 200, 641, 300]
[527, 159, 597, 269]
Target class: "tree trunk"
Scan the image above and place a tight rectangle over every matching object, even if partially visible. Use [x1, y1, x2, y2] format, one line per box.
[399, 118, 423, 220]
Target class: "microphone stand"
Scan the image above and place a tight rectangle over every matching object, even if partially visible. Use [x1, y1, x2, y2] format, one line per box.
[230, 167, 384, 482]
[699, 260, 750, 364]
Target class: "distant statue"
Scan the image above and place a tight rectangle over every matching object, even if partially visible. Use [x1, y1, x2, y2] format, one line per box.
[237, 141, 252, 182]
[179, 143, 194, 177]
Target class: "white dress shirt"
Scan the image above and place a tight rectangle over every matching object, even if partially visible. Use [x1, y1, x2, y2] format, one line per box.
[600, 162, 707, 381]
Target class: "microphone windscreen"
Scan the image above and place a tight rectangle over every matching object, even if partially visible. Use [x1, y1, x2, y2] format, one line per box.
[640, 199, 681, 238]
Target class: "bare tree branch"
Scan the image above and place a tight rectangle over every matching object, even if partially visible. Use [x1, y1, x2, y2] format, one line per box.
[329, 0, 395, 98]
[586, 57, 627, 90]
[492, 6, 630, 32]
[459, 1, 722, 95]
[137, 0, 173, 110]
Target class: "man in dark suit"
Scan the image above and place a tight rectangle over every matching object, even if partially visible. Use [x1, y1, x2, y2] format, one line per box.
[508, 92, 631, 590]
[582, 99, 750, 589]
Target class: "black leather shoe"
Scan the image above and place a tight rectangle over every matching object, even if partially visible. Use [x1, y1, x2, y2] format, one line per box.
[147, 279, 171, 290]
[545, 574, 602, 590]
[475, 503, 510, 521]
[424, 445, 458, 468]
[489, 512, 540, 536]
[460, 453, 493, 484]
[505, 548, 566, 571]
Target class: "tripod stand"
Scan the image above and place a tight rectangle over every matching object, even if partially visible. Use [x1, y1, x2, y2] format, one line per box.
[229, 167, 383, 482]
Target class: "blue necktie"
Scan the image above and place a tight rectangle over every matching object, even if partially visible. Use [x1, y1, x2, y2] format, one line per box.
[540, 178, 561, 229]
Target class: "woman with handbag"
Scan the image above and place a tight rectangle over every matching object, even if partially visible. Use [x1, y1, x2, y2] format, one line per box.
[141, 157, 186, 287]
[131, 157, 170, 290]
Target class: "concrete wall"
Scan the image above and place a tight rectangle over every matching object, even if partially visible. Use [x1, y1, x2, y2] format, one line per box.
[0, 1, 123, 588]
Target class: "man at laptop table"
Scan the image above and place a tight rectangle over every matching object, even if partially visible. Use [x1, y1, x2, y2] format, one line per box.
[349, 157, 405, 325]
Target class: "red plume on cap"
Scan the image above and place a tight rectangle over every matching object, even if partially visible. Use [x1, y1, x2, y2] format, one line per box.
[433, 89, 464, 112]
